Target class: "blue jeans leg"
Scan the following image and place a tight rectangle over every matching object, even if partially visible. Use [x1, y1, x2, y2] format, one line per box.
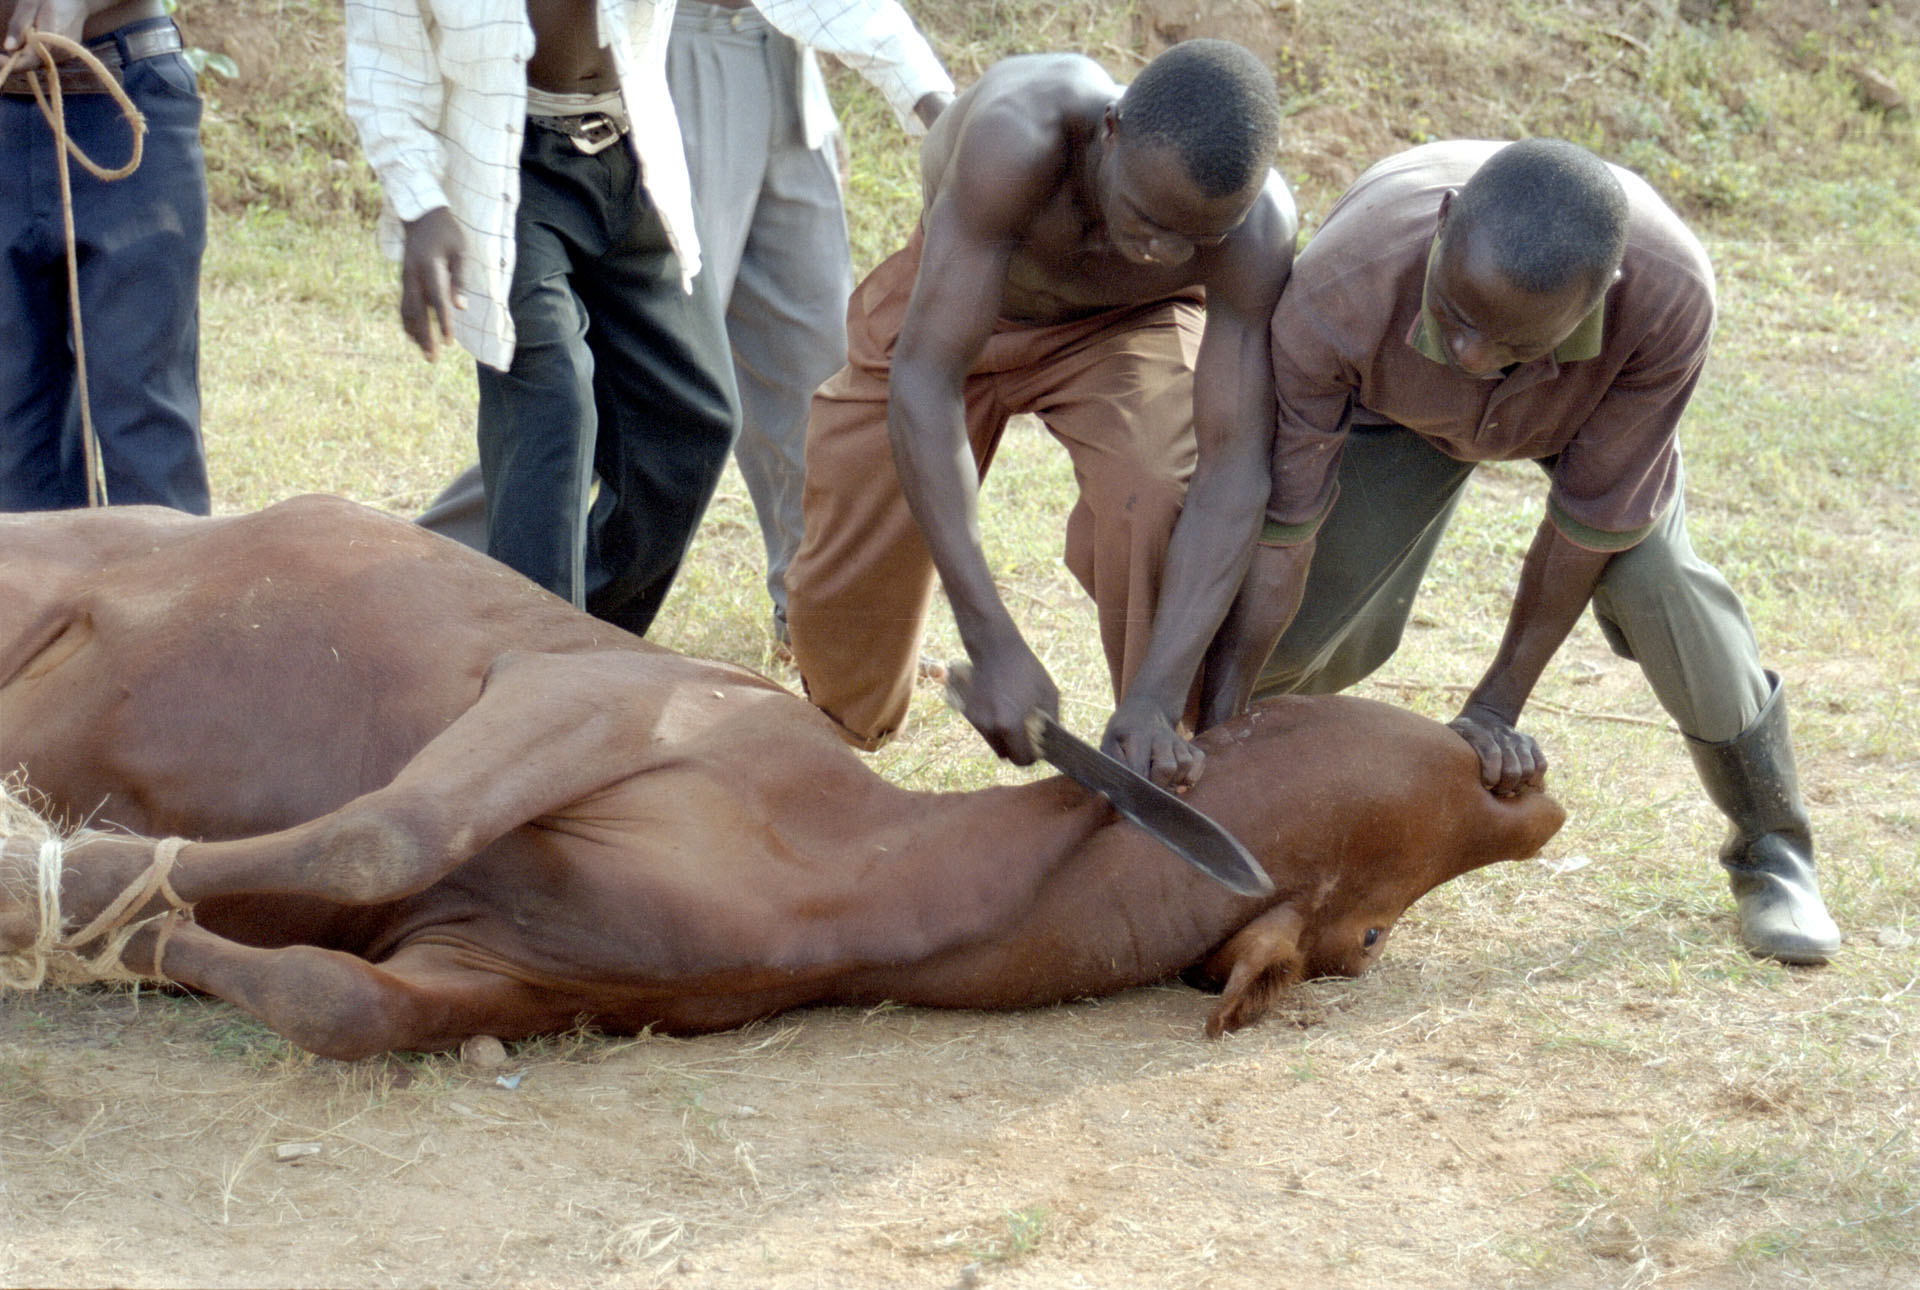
[0, 21, 209, 513]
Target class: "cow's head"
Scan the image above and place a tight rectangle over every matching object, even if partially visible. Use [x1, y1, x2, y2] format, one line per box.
[1180, 695, 1567, 1035]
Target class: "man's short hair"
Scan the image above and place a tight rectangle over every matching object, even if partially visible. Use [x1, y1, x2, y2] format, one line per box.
[1452, 138, 1630, 296]
[1117, 39, 1281, 199]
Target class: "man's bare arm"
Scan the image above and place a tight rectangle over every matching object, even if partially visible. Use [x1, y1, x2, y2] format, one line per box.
[1449, 517, 1614, 794]
[889, 101, 1063, 763]
[1195, 534, 1313, 725]
[1102, 178, 1297, 786]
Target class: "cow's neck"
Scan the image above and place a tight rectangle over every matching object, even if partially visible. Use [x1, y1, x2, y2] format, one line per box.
[834, 771, 1278, 1011]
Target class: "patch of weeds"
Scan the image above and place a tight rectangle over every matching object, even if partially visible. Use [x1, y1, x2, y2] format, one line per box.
[1531, 1017, 1636, 1057]
[502, 1018, 618, 1067]
[968, 1205, 1052, 1264]
[1642, 1123, 1814, 1211]
[1492, 1232, 1559, 1273]
[1731, 1185, 1920, 1274]
[0, 1052, 51, 1101]
[381, 1048, 462, 1094]
[1734, 1223, 1823, 1266]
[203, 1011, 294, 1071]
[1551, 1152, 1623, 1202]
[11, 1006, 58, 1034]
[1691, 953, 1790, 987]
[674, 1078, 726, 1139]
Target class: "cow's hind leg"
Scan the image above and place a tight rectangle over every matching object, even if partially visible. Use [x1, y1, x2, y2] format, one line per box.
[185, 650, 676, 906]
[113, 919, 569, 1060]
[5, 828, 562, 1058]
[5, 650, 671, 939]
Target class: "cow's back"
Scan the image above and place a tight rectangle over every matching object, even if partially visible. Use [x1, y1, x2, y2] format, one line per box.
[0, 496, 641, 837]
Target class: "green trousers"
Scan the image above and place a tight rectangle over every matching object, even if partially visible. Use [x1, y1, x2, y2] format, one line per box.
[1253, 426, 1772, 743]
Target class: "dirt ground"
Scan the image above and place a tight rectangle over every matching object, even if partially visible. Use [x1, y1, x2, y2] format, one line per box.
[2, 923, 1909, 1290]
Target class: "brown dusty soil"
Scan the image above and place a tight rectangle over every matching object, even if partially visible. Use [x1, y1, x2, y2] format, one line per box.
[3, 924, 1908, 1290]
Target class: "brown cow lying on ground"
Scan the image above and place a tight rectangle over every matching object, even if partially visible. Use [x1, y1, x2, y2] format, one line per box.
[0, 497, 1564, 1059]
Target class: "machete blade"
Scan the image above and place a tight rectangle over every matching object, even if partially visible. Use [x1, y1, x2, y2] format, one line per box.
[944, 662, 1274, 898]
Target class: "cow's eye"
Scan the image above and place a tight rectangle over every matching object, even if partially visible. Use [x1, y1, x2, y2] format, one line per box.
[1363, 928, 1381, 948]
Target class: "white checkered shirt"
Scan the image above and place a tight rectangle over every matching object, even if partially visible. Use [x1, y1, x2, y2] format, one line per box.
[344, 0, 697, 371]
[749, 0, 953, 148]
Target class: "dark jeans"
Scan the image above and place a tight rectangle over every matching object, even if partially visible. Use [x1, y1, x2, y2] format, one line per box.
[0, 17, 210, 513]
[477, 123, 739, 635]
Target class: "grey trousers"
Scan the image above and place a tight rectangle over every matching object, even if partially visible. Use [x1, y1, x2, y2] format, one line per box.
[668, 1, 855, 624]
[1253, 425, 1772, 743]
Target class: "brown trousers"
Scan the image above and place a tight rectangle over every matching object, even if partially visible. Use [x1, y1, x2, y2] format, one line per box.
[785, 229, 1204, 749]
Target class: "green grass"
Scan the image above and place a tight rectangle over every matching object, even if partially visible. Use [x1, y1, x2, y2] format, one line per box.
[971, 1204, 1053, 1263]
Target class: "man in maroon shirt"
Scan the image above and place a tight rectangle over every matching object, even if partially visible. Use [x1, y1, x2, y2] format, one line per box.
[1105, 138, 1839, 964]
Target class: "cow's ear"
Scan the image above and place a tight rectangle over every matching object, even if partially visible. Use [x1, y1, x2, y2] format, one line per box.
[1202, 903, 1306, 1038]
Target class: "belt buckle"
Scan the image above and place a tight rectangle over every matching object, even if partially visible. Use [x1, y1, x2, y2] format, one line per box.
[571, 113, 623, 156]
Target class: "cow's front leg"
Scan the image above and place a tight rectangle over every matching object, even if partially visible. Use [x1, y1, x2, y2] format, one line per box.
[1199, 903, 1307, 1037]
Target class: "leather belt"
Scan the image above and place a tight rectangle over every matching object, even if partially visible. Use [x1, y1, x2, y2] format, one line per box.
[2, 22, 184, 98]
[527, 111, 629, 156]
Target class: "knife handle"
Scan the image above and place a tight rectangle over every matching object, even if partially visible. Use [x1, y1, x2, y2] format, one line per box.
[943, 659, 1049, 752]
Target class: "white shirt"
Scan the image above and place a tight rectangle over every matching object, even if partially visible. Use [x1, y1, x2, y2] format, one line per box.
[344, 0, 698, 371]
[745, 0, 953, 149]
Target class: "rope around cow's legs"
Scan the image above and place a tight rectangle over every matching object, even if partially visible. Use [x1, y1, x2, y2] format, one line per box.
[0, 837, 70, 991]
[1, 830, 193, 990]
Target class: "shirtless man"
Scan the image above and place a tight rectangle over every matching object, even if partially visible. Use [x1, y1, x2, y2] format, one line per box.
[784, 39, 1296, 762]
[2, 0, 210, 514]
[345, 0, 739, 635]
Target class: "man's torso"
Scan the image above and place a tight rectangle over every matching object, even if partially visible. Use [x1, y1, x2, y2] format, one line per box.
[524, 0, 619, 92]
[0, 0, 165, 44]
[918, 54, 1220, 326]
[1265, 139, 1716, 539]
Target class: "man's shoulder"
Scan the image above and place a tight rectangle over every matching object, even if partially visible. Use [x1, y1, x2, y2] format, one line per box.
[959, 53, 1115, 141]
[1289, 141, 1493, 292]
[1325, 141, 1499, 229]
[1197, 173, 1299, 301]
[931, 57, 1112, 218]
[1614, 167, 1714, 287]
[973, 51, 1118, 99]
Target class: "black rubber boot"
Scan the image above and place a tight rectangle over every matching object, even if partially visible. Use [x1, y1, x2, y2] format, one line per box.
[1685, 671, 1840, 964]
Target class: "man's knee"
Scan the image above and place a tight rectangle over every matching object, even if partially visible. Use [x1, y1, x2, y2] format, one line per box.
[1589, 530, 1707, 647]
